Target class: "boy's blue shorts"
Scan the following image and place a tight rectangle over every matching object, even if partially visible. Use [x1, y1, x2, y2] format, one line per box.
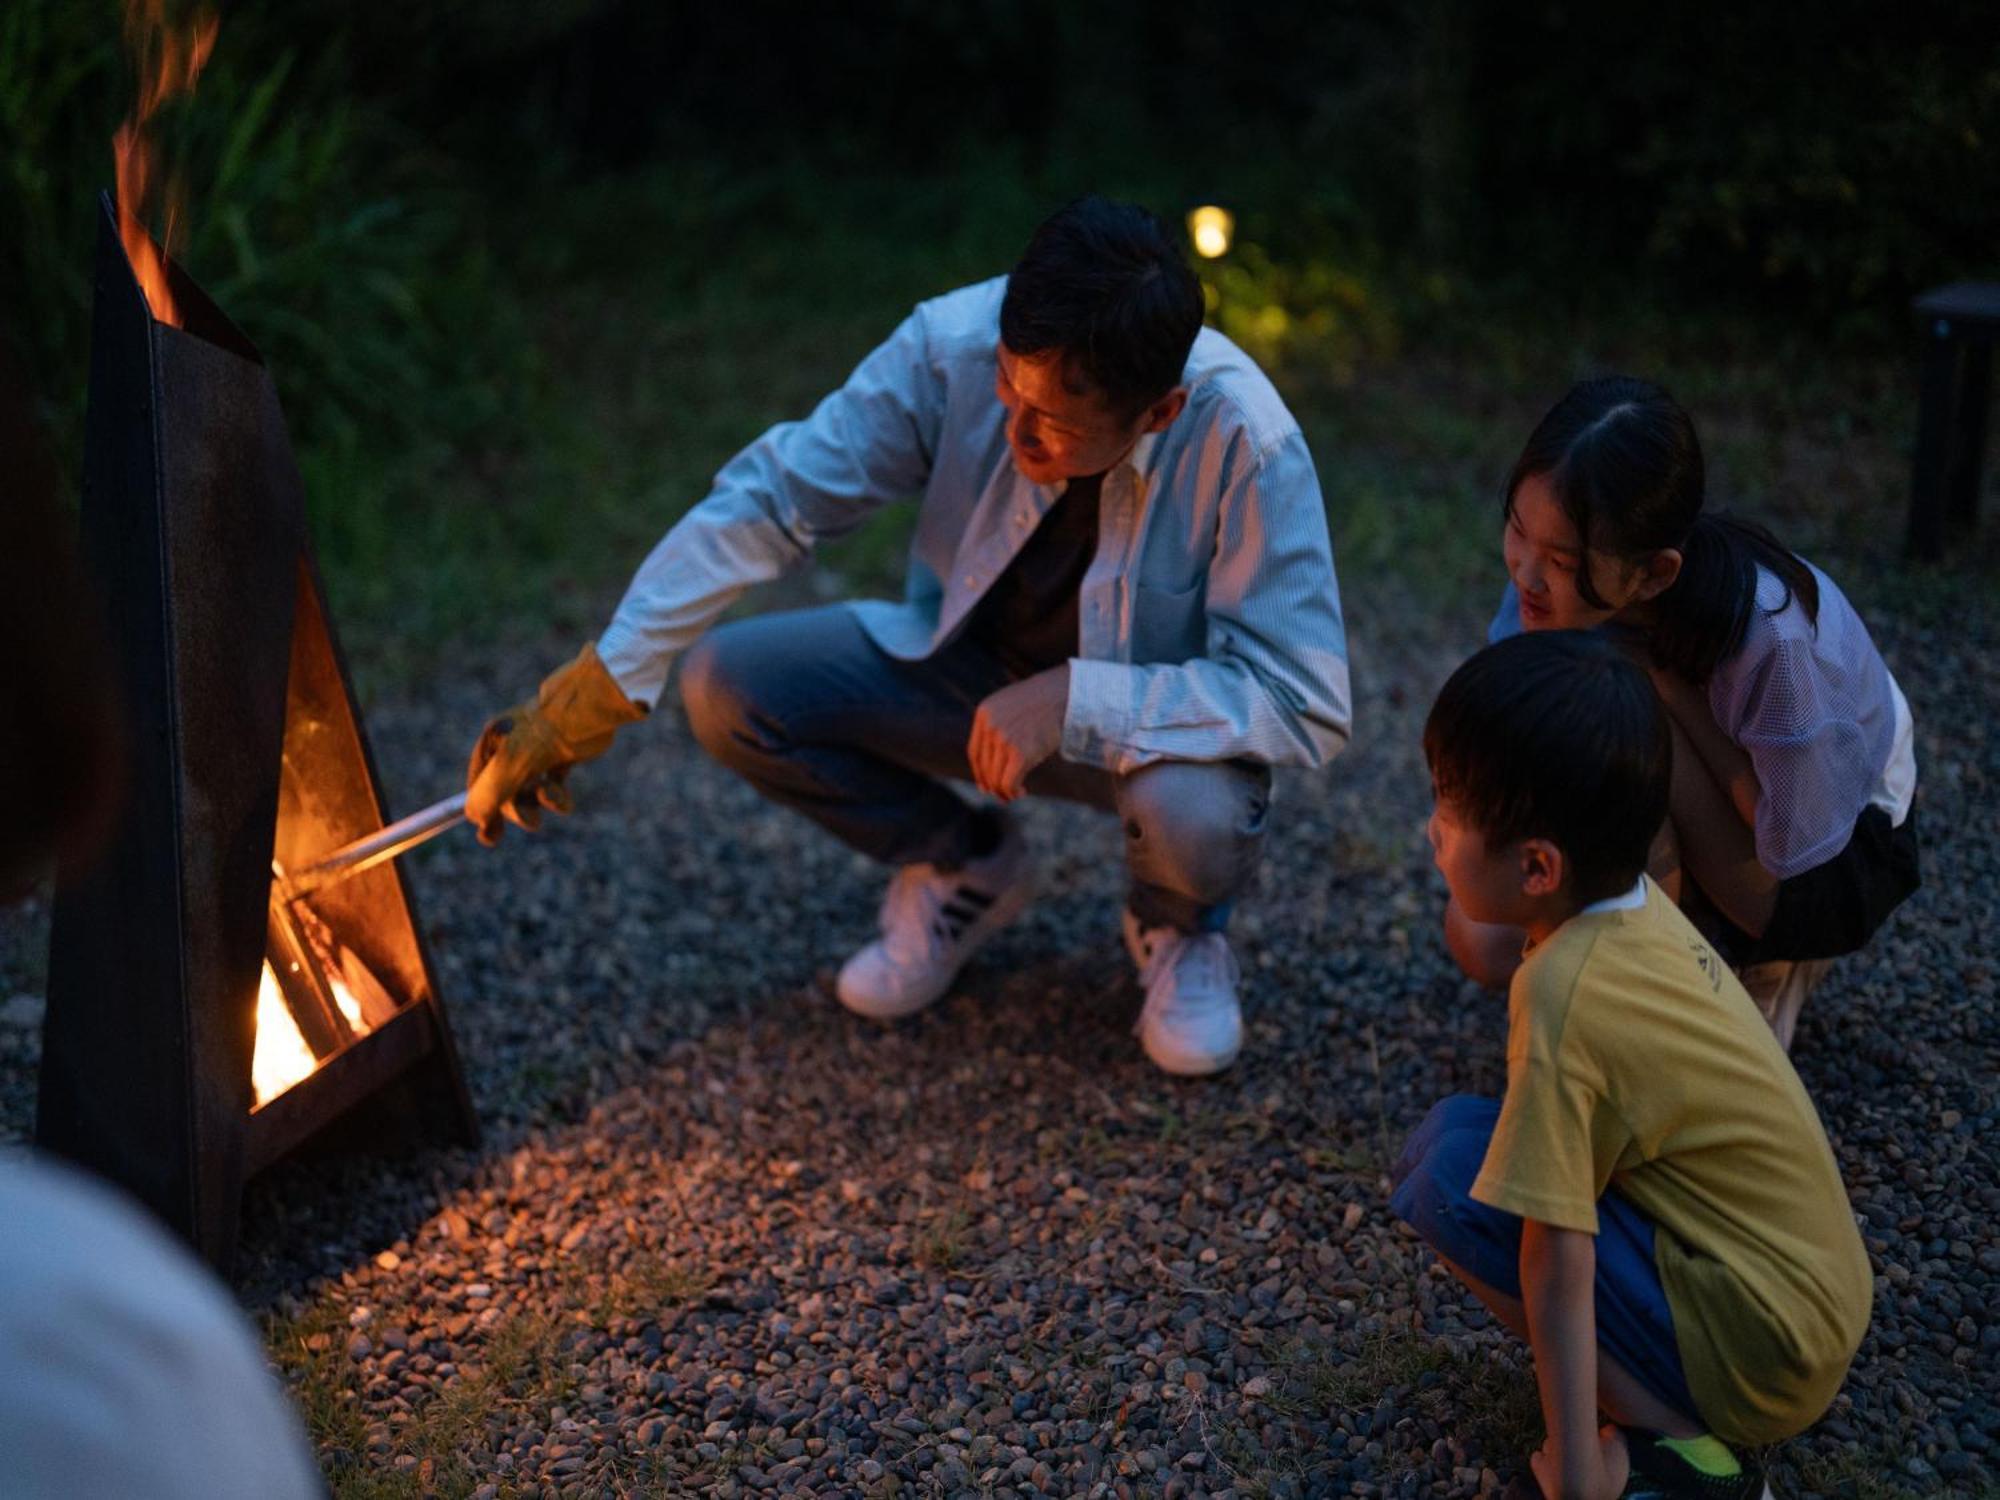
[1389, 1094, 1701, 1425]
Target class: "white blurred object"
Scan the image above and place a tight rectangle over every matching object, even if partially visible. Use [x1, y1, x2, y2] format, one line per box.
[0, 1154, 323, 1499]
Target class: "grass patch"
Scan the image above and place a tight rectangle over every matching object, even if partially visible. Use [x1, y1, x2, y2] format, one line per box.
[1256, 1330, 1542, 1485]
[914, 1205, 976, 1271]
[1266, 1329, 1451, 1416]
[585, 1252, 716, 1327]
[1783, 1447, 1979, 1500]
[267, 1248, 719, 1498]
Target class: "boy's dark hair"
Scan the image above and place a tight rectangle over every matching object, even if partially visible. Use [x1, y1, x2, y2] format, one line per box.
[1504, 375, 1819, 683]
[1424, 631, 1671, 906]
[1000, 195, 1203, 420]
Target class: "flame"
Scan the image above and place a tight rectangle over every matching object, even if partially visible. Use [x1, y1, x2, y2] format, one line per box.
[113, 0, 219, 326]
[329, 975, 366, 1031]
[252, 960, 315, 1108]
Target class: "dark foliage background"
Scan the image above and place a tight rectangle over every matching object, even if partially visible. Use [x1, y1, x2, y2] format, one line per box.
[5, 0, 1995, 640]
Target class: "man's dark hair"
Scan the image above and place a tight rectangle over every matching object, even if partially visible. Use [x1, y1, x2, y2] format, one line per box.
[999, 195, 1203, 419]
[1423, 631, 1670, 906]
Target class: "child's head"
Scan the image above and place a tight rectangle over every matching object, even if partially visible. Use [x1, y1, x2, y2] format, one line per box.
[1424, 631, 1670, 927]
[1501, 376, 1700, 633]
[1502, 376, 1818, 681]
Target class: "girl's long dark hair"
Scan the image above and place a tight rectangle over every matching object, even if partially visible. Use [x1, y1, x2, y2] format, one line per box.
[1504, 376, 1818, 683]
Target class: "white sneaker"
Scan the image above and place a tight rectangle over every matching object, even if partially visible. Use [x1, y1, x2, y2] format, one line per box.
[1122, 909, 1243, 1076]
[836, 815, 1037, 1020]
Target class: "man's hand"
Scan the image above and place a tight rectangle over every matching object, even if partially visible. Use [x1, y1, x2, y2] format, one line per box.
[968, 664, 1070, 802]
[465, 643, 646, 845]
[1528, 1424, 1629, 1500]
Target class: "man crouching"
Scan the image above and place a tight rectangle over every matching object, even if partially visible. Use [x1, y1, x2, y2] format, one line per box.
[466, 196, 1351, 1076]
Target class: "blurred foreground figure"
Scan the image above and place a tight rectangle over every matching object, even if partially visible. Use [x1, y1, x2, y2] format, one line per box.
[0, 354, 323, 1499]
[468, 196, 1351, 1075]
[0, 1161, 324, 1499]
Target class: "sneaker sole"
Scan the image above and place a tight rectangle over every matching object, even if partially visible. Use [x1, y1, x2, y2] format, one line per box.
[1141, 1036, 1241, 1077]
[836, 872, 1038, 1021]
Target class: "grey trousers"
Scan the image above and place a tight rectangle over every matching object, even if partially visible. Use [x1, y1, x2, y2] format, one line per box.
[679, 605, 1270, 933]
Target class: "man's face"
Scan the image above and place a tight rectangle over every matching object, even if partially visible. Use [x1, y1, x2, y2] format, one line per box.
[995, 343, 1160, 485]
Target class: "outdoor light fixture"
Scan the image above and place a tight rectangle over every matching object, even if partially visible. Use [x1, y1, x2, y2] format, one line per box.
[1188, 205, 1234, 259]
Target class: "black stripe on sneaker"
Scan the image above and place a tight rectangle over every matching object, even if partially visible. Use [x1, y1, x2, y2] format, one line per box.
[940, 901, 980, 926]
[956, 887, 996, 909]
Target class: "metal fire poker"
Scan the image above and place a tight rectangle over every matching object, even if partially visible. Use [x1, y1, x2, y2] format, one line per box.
[274, 792, 469, 903]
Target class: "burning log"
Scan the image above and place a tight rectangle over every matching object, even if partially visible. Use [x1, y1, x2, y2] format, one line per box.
[36, 197, 478, 1272]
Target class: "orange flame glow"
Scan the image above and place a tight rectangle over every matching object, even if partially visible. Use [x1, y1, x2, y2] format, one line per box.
[113, 0, 218, 326]
[252, 960, 315, 1108]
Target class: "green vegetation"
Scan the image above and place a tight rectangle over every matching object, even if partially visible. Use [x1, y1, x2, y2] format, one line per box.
[6, 0, 1992, 696]
[265, 1251, 715, 1500]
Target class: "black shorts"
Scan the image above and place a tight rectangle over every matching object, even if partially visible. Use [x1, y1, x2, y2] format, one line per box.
[1693, 803, 1921, 967]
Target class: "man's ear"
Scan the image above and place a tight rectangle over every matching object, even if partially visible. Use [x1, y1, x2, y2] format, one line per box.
[1140, 386, 1187, 434]
[1519, 837, 1565, 898]
[1630, 547, 1683, 604]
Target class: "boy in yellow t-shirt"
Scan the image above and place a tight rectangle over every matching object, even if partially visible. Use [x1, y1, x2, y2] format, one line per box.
[1392, 632, 1871, 1500]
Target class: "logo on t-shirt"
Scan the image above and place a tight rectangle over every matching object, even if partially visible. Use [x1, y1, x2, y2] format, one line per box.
[1686, 938, 1724, 993]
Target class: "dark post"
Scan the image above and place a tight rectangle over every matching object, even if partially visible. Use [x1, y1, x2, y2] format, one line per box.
[1907, 282, 2000, 560]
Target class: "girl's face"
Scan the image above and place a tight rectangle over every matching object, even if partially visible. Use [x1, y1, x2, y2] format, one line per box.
[1503, 472, 1678, 632]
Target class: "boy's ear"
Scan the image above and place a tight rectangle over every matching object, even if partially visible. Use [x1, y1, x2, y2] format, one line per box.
[1519, 837, 1565, 898]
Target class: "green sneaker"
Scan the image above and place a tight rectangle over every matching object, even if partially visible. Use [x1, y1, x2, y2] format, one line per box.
[1618, 1428, 1773, 1499]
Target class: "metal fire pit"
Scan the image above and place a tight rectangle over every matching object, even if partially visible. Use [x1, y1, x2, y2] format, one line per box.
[38, 195, 477, 1272]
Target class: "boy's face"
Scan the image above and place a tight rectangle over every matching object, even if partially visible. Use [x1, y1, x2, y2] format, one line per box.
[995, 343, 1184, 486]
[1427, 792, 1566, 930]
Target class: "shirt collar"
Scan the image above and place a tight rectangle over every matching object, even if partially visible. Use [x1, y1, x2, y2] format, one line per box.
[1579, 876, 1649, 917]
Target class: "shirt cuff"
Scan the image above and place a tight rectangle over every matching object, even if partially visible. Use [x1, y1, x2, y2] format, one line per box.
[1060, 657, 1137, 771]
[595, 623, 666, 712]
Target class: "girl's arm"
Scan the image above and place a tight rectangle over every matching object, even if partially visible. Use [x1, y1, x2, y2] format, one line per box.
[1520, 1220, 1618, 1500]
[1651, 669, 1759, 826]
[1652, 671, 1779, 937]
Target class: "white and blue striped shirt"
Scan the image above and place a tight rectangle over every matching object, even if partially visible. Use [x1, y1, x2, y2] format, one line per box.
[597, 277, 1352, 775]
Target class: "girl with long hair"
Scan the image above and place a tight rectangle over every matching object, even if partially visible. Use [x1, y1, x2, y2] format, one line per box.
[1445, 377, 1919, 1048]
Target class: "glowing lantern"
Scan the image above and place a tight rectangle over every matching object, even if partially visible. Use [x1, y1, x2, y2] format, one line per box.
[1187, 205, 1235, 259]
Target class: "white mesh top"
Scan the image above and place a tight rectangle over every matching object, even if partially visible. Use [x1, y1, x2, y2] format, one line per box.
[1488, 563, 1916, 879]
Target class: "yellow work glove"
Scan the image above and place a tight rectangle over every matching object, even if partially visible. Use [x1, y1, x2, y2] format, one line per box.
[465, 643, 646, 845]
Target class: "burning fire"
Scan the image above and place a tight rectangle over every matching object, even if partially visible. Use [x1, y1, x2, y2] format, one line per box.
[114, 0, 219, 326]
[251, 940, 386, 1109]
[252, 960, 314, 1108]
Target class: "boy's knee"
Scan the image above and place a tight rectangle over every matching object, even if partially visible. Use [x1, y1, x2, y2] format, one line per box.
[1118, 761, 1269, 904]
[1389, 1095, 1499, 1235]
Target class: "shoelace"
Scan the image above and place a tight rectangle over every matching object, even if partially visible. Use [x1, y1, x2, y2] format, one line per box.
[1132, 928, 1238, 1034]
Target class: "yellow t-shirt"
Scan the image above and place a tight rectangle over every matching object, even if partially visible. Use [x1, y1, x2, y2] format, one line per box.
[1470, 878, 1872, 1445]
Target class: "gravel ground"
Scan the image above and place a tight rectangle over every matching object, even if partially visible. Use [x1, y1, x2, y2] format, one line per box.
[2, 563, 1995, 1499]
